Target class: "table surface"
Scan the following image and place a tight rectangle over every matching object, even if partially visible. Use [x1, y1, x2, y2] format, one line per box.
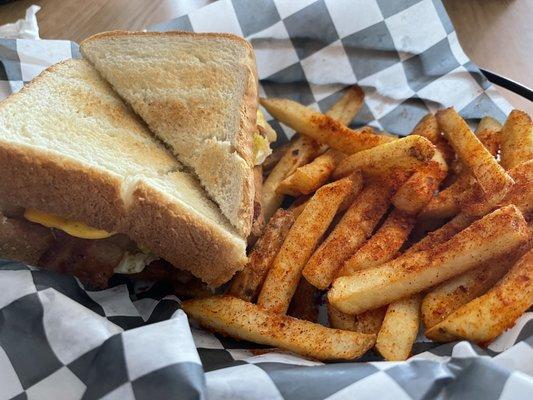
[0, 0, 531, 114]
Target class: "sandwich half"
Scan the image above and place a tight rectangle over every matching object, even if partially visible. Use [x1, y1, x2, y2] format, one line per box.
[0, 59, 247, 287]
[80, 31, 261, 237]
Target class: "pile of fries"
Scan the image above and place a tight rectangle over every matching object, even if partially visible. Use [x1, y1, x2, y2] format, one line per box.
[182, 86, 533, 362]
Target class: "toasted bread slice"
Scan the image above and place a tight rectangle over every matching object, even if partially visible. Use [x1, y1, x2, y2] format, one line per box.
[0, 59, 247, 286]
[80, 31, 258, 237]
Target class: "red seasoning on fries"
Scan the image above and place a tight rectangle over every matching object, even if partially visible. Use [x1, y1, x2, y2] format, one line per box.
[258, 176, 358, 314]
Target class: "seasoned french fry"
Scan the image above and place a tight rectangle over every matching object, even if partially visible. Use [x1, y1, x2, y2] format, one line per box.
[331, 209, 414, 338]
[182, 295, 376, 361]
[418, 174, 472, 220]
[412, 113, 454, 162]
[333, 135, 435, 179]
[229, 209, 295, 302]
[258, 177, 357, 314]
[426, 249, 533, 343]
[477, 116, 502, 132]
[328, 205, 528, 315]
[420, 120, 502, 221]
[407, 212, 477, 254]
[289, 173, 364, 220]
[262, 90, 370, 221]
[326, 85, 365, 125]
[260, 97, 392, 154]
[475, 128, 500, 158]
[463, 159, 533, 218]
[500, 110, 533, 170]
[421, 255, 514, 329]
[277, 149, 344, 196]
[436, 108, 513, 200]
[263, 142, 289, 175]
[392, 150, 448, 215]
[339, 209, 415, 277]
[337, 172, 364, 212]
[376, 295, 422, 361]
[262, 135, 321, 222]
[303, 182, 393, 289]
[328, 303, 386, 334]
[500, 160, 533, 218]
[288, 278, 319, 323]
[276, 87, 367, 196]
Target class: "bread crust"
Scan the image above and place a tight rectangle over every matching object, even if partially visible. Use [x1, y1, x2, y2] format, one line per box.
[0, 144, 127, 233]
[129, 183, 247, 286]
[237, 39, 258, 236]
[81, 30, 258, 238]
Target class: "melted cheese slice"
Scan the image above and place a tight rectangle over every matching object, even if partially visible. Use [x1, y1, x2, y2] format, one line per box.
[24, 209, 114, 239]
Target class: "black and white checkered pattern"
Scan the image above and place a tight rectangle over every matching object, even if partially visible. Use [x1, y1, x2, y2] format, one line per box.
[1, 0, 532, 399]
[149, 0, 512, 145]
[0, 261, 203, 400]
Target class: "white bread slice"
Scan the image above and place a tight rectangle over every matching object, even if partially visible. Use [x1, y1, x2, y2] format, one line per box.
[80, 31, 258, 237]
[0, 59, 247, 286]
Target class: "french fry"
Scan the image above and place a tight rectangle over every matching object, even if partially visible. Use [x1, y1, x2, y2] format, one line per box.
[407, 212, 477, 254]
[288, 278, 319, 323]
[258, 176, 358, 314]
[426, 248, 533, 343]
[446, 116, 500, 176]
[420, 119, 502, 221]
[328, 303, 386, 334]
[276, 149, 344, 196]
[262, 142, 289, 176]
[331, 209, 414, 338]
[500, 110, 533, 170]
[275, 87, 367, 196]
[326, 86, 365, 125]
[262, 89, 371, 221]
[375, 295, 422, 361]
[260, 97, 392, 154]
[475, 128, 501, 157]
[421, 255, 514, 329]
[412, 113, 454, 162]
[303, 182, 393, 289]
[337, 172, 364, 212]
[462, 159, 533, 218]
[436, 108, 514, 200]
[262, 135, 321, 222]
[229, 209, 295, 302]
[392, 150, 448, 215]
[182, 295, 376, 361]
[418, 174, 472, 221]
[289, 172, 364, 220]
[328, 205, 528, 315]
[339, 208, 415, 277]
[500, 160, 533, 218]
[333, 135, 435, 179]
[477, 115, 502, 132]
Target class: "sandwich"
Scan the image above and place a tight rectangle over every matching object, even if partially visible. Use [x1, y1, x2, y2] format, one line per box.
[0, 32, 274, 289]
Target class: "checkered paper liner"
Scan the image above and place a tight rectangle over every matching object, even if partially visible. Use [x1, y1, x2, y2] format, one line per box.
[0, 0, 531, 399]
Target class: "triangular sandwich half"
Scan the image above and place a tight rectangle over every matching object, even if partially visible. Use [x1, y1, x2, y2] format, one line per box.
[81, 31, 258, 237]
